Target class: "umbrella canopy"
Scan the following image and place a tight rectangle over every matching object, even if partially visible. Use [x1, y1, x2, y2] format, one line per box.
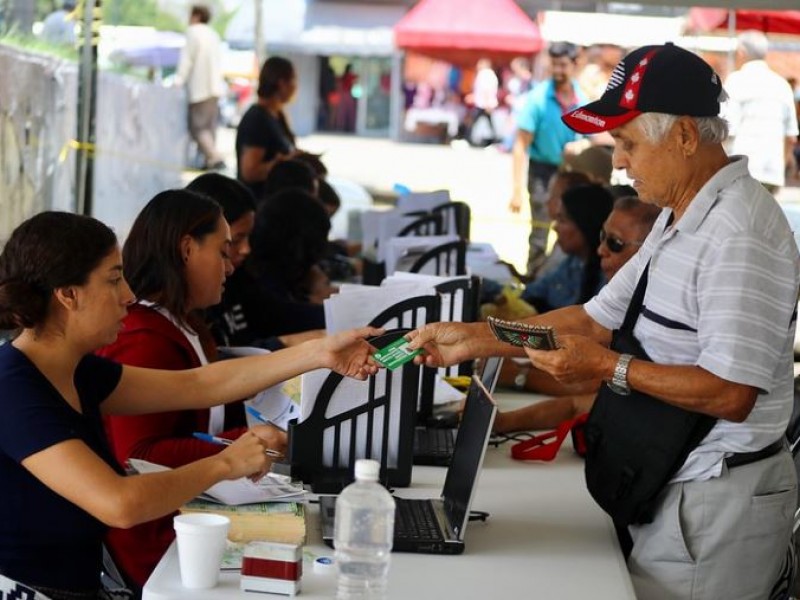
[108, 30, 185, 69]
[394, 0, 543, 65]
[687, 8, 800, 35]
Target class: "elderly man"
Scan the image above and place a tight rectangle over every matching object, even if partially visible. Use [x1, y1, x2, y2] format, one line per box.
[409, 43, 799, 600]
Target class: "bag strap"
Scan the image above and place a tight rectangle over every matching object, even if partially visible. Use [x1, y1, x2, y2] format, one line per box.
[619, 259, 651, 334]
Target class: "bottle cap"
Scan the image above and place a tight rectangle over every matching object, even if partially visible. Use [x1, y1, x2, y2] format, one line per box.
[354, 459, 380, 481]
[314, 556, 336, 575]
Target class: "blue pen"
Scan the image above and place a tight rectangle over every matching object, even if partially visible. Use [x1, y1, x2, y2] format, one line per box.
[246, 406, 287, 432]
[193, 432, 232, 446]
[193, 431, 284, 458]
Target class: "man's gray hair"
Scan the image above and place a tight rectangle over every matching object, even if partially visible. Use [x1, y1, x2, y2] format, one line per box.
[636, 112, 729, 145]
[737, 30, 768, 61]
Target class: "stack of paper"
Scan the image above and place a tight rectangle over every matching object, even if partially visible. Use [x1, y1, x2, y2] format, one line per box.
[384, 234, 460, 275]
[128, 459, 305, 505]
[395, 189, 450, 214]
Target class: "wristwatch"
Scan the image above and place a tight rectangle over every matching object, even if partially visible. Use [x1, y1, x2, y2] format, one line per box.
[607, 353, 634, 395]
[514, 364, 531, 390]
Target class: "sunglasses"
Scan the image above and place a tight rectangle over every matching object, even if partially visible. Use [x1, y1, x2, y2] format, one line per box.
[599, 230, 644, 254]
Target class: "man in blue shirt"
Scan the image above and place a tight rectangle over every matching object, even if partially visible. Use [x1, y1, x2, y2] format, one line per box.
[510, 42, 586, 277]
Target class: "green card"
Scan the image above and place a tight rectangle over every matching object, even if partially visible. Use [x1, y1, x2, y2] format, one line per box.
[373, 337, 422, 370]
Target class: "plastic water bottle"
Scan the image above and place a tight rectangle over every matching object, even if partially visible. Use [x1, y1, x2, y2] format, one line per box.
[334, 459, 396, 599]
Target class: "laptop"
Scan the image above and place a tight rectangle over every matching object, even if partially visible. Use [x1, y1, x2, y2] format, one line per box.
[321, 375, 497, 555]
[413, 357, 503, 466]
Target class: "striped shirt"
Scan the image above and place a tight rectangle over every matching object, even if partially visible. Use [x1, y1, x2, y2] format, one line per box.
[585, 156, 799, 482]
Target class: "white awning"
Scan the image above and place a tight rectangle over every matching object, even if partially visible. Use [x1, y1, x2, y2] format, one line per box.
[226, 0, 405, 57]
[539, 11, 686, 49]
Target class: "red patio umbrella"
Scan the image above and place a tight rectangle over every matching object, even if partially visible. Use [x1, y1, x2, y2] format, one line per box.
[394, 0, 543, 66]
[687, 8, 800, 35]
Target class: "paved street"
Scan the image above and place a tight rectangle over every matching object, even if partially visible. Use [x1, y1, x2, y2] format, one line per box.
[212, 127, 800, 274]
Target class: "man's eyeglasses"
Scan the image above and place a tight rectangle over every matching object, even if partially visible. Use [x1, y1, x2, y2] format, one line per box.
[599, 230, 644, 254]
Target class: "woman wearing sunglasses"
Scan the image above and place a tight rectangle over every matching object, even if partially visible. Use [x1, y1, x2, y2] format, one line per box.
[494, 196, 661, 427]
[597, 196, 661, 282]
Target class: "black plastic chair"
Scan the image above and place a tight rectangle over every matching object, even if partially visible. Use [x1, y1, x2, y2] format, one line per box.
[432, 201, 471, 240]
[284, 330, 419, 493]
[434, 275, 482, 379]
[409, 240, 467, 277]
[397, 213, 443, 237]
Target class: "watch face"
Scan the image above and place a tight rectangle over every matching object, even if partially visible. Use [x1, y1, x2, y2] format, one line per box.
[514, 372, 527, 388]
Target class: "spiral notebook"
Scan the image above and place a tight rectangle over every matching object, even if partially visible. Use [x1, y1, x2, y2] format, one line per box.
[321, 375, 496, 555]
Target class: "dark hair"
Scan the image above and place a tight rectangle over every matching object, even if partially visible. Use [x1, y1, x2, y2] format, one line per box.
[318, 179, 341, 211]
[293, 151, 328, 177]
[560, 184, 614, 303]
[186, 172, 256, 225]
[0, 212, 117, 329]
[123, 189, 222, 326]
[548, 41, 578, 62]
[249, 189, 330, 298]
[553, 170, 592, 189]
[257, 56, 295, 99]
[613, 195, 661, 233]
[609, 184, 638, 199]
[190, 4, 211, 23]
[263, 159, 318, 200]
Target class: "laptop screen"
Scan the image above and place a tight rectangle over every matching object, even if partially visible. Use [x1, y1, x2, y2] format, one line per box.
[441, 377, 496, 539]
[478, 356, 503, 393]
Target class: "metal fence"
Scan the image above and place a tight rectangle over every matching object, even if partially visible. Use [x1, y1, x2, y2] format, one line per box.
[0, 44, 186, 245]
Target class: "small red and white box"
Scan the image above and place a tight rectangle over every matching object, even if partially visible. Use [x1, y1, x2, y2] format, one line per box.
[240, 541, 302, 596]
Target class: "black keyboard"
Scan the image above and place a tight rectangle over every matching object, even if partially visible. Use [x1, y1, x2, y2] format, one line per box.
[414, 427, 456, 457]
[394, 499, 444, 542]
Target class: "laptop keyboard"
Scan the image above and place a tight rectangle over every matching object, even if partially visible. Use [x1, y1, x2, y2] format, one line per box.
[394, 499, 444, 542]
[414, 427, 456, 457]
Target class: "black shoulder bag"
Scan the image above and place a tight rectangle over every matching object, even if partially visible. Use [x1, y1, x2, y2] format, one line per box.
[584, 261, 717, 525]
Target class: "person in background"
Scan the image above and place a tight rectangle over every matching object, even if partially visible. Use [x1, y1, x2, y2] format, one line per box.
[248, 189, 333, 335]
[496, 197, 661, 421]
[173, 4, 226, 171]
[468, 58, 499, 146]
[236, 56, 298, 199]
[561, 145, 613, 185]
[511, 41, 587, 278]
[97, 189, 288, 586]
[262, 158, 319, 201]
[40, 0, 76, 46]
[409, 43, 798, 600]
[724, 30, 799, 193]
[333, 63, 358, 132]
[521, 183, 613, 313]
[0, 211, 378, 600]
[532, 169, 593, 280]
[185, 173, 325, 351]
[500, 56, 534, 152]
[318, 57, 337, 131]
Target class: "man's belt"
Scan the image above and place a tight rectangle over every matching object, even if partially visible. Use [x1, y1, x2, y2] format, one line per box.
[725, 438, 785, 469]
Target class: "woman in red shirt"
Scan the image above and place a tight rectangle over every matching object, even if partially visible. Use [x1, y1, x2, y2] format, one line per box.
[98, 189, 284, 587]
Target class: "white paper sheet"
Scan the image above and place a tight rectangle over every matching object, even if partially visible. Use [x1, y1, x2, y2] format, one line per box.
[128, 459, 306, 505]
[324, 286, 439, 334]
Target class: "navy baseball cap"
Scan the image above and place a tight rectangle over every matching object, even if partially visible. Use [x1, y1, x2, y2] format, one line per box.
[562, 43, 723, 134]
